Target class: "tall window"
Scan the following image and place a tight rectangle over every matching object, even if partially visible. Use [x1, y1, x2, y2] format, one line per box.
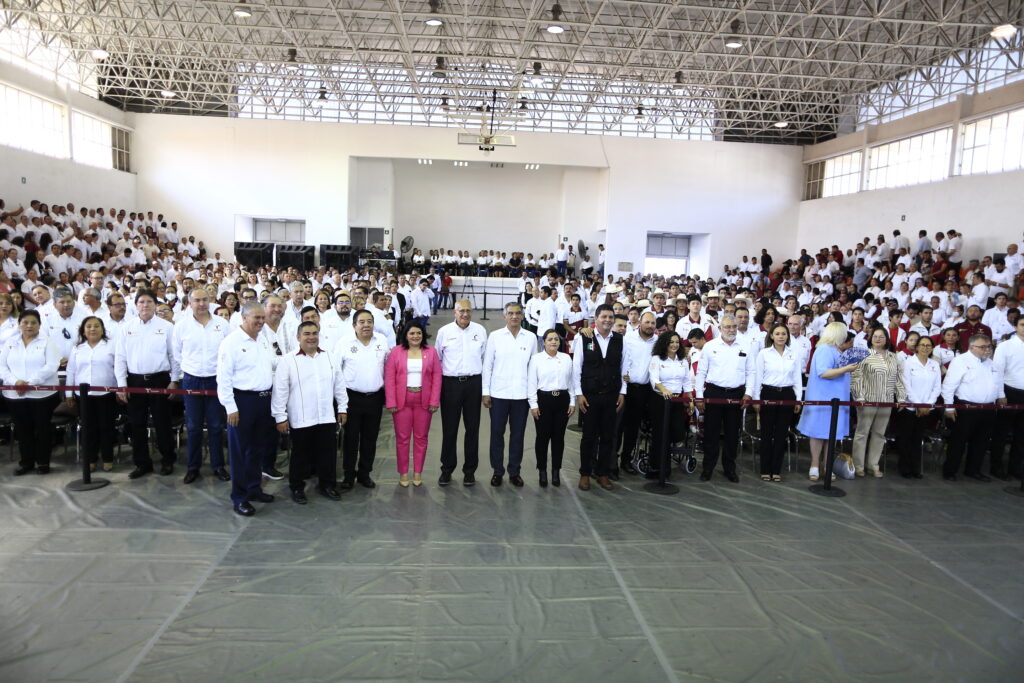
[644, 232, 690, 275]
[349, 227, 386, 248]
[254, 219, 305, 243]
[959, 107, 1024, 176]
[805, 151, 864, 200]
[71, 112, 111, 168]
[867, 128, 951, 191]
[0, 83, 66, 158]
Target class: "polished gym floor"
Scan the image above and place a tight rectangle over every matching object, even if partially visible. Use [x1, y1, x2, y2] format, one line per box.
[1, 315, 1022, 682]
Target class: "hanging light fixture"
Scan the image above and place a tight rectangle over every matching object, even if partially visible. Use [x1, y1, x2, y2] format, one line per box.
[432, 56, 447, 78]
[773, 120, 789, 128]
[311, 86, 328, 109]
[160, 89, 177, 99]
[991, 24, 1018, 39]
[425, 0, 443, 26]
[285, 48, 300, 71]
[671, 70, 684, 90]
[546, 3, 565, 34]
[635, 105, 645, 121]
[519, 97, 528, 110]
[440, 96, 450, 111]
[233, 1, 253, 18]
[724, 19, 743, 49]
[91, 48, 109, 61]
[529, 61, 546, 87]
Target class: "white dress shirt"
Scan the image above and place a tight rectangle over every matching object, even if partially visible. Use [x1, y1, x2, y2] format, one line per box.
[271, 349, 349, 429]
[941, 352, 999, 407]
[993, 334, 1024, 395]
[435, 321, 486, 376]
[789, 335, 812, 374]
[623, 332, 657, 385]
[335, 332, 388, 393]
[41, 309, 85, 360]
[694, 337, 756, 398]
[114, 315, 178, 386]
[319, 311, 354, 353]
[570, 330, 627, 396]
[368, 305, 397, 347]
[527, 350, 576, 410]
[172, 314, 230, 380]
[648, 356, 693, 395]
[259, 320, 295, 369]
[410, 288, 433, 317]
[482, 326, 537, 400]
[0, 335, 60, 400]
[752, 345, 803, 401]
[901, 355, 942, 409]
[216, 327, 276, 414]
[66, 340, 116, 396]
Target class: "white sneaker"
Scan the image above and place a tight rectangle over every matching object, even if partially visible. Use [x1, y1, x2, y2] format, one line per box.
[809, 467, 820, 481]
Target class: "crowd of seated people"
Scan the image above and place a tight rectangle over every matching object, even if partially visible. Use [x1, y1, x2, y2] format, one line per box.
[0, 195, 1021, 507]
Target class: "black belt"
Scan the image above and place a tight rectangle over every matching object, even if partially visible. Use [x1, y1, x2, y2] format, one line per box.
[537, 389, 568, 397]
[235, 388, 271, 397]
[706, 383, 743, 391]
[348, 388, 384, 397]
[444, 374, 480, 383]
[128, 371, 169, 381]
[628, 382, 649, 388]
[761, 385, 794, 392]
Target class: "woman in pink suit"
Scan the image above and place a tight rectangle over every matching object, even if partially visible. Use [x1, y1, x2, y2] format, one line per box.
[385, 321, 442, 487]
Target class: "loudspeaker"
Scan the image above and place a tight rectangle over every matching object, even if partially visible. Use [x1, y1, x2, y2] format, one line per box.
[320, 244, 359, 270]
[234, 242, 274, 270]
[276, 244, 315, 272]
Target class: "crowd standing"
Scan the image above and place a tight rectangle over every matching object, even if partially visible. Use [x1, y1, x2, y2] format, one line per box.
[1, 197, 1022, 515]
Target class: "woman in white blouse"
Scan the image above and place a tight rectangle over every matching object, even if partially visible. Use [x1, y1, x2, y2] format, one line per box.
[528, 329, 575, 487]
[648, 331, 694, 479]
[65, 316, 117, 472]
[1, 309, 61, 475]
[752, 323, 803, 482]
[895, 335, 941, 479]
[0, 292, 19, 347]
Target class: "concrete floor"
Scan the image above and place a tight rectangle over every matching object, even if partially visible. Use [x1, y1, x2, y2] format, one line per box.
[1, 313, 1022, 682]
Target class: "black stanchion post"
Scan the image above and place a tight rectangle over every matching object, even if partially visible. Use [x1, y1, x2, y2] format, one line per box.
[644, 397, 679, 495]
[65, 382, 111, 492]
[809, 397, 845, 498]
[481, 291, 489, 321]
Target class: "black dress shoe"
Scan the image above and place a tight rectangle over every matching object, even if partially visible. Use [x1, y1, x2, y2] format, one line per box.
[538, 471, 548, 487]
[608, 469, 620, 482]
[339, 476, 355, 491]
[725, 472, 739, 483]
[463, 473, 475, 486]
[967, 473, 991, 483]
[183, 469, 200, 484]
[128, 467, 153, 479]
[357, 474, 376, 489]
[213, 468, 231, 482]
[551, 471, 560, 487]
[250, 492, 275, 503]
[699, 470, 712, 481]
[621, 462, 638, 475]
[317, 486, 341, 501]
[509, 475, 524, 487]
[490, 474, 502, 487]
[159, 464, 174, 476]
[13, 466, 32, 476]
[262, 467, 284, 480]
[233, 502, 255, 517]
[36, 465, 50, 475]
[291, 489, 308, 505]
[438, 471, 452, 486]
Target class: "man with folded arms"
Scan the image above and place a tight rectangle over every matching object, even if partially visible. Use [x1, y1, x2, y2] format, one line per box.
[272, 321, 348, 504]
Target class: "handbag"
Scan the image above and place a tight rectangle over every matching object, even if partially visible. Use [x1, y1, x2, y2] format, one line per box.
[832, 452, 856, 479]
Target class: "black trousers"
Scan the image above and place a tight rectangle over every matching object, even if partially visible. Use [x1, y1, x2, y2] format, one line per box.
[534, 390, 569, 472]
[991, 385, 1024, 477]
[579, 392, 618, 477]
[943, 400, 996, 477]
[649, 394, 687, 476]
[618, 383, 651, 460]
[702, 384, 744, 476]
[895, 408, 929, 477]
[10, 394, 59, 468]
[343, 389, 384, 476]
[126, 371, 175, 469]
[439, 375, 481, 475]
[289, 422, 338, 491]
[758, 386, 795, 476]
[80, 392, 116, 464]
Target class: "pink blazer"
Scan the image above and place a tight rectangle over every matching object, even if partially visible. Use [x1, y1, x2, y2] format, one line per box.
[384, 346, 442, 410]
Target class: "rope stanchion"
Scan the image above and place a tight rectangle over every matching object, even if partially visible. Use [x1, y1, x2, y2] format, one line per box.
[65, 383, 110, 493]
[643, 397, 678, 496]
[809, 397, 845, 498]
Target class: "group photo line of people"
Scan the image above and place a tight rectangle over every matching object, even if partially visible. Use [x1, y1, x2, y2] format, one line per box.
[1, 197, 1023, 516]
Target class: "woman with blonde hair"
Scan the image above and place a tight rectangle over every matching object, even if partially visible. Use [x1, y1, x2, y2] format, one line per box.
[797, 322, 859, 481]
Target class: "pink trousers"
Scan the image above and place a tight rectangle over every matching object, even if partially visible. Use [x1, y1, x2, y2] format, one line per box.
[393, 390, 433, 474]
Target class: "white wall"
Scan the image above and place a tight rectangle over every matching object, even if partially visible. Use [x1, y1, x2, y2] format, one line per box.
[348, 157, 395, 238]
[796, 169, 1024, 262]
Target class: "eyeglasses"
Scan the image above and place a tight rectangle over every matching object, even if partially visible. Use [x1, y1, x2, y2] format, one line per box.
[272, 341, 283, 356]
[971, 344, 992, 349]
[62, 328, 71, 339]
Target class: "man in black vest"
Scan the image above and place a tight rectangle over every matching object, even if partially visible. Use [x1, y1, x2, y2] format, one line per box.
[572, 304, 626, 490]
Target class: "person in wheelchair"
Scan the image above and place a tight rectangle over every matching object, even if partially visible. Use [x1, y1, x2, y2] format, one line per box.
[647, 331, 694, 479]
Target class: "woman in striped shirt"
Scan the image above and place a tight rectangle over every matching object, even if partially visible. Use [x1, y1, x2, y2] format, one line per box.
[850, 326, 906, 477]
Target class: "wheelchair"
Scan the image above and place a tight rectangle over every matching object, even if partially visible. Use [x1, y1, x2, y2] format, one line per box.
[630, 411, 700, 476]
